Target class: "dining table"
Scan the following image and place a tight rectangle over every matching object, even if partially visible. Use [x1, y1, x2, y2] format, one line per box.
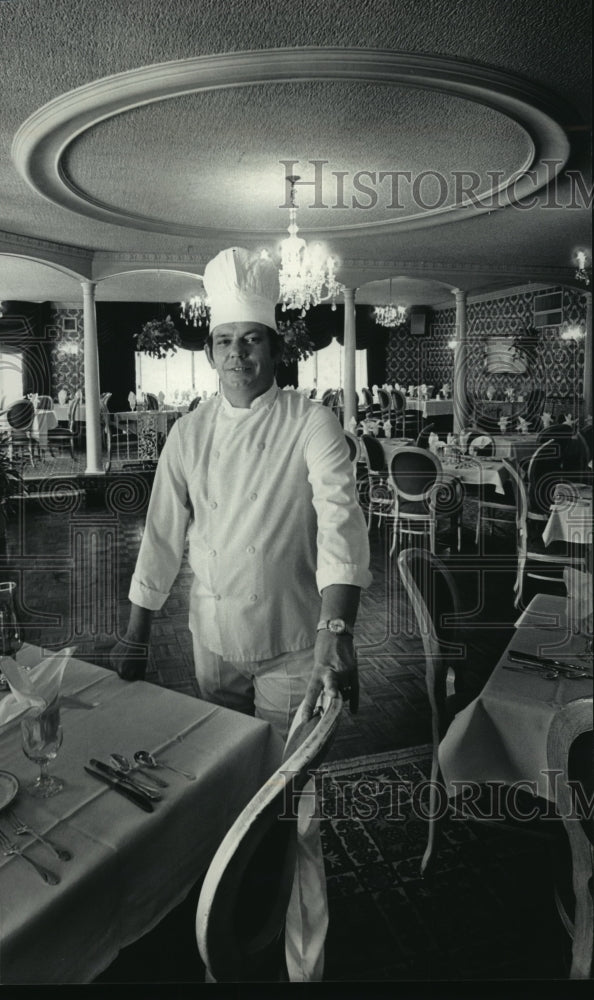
[0, 645, 282, 985]
[440, 454, 509, 494]
[439, 592, 592, 801]
[492, 432, 540, 462]
[542, 484, 593, 549]
[405, 398, 453, 418]
[54, 404, 86, 422]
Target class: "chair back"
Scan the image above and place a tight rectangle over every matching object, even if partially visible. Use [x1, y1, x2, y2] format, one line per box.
[67, 395, 81, 430]
[467, 432, 495, 457]
[377, 388, 391, 417]
[526, 440, 563, 516]
[546, 697, 594, 979]
[309, 388, 317, 400]
[344, 430, 361, 464]
[500, 458, 528, 546]
[6, 399, 35, 431]
[37, 395, 53, 411]
[188, 395, 201, 411]
[360, 434, 386, 473]
[390, 389, 406, 416]
[320, 388, 334, 406]
[397, 548, 463, 739]
[360, 387, 373, 409]
[415, 423, 435, 449]
[145, 392, 159, 410]
[389, 447, 441, 502]
[195, 694, 343, 982]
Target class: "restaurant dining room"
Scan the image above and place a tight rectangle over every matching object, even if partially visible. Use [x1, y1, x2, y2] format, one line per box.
[0, 0, 592, 992]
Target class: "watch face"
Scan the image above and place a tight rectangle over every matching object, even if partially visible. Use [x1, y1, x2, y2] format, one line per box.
[328, 619, 346, 634]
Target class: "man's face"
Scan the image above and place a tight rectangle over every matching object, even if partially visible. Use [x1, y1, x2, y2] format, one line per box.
[205, 322, 277, 405]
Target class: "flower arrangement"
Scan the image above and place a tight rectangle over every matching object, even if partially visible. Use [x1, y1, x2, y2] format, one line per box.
[276, 318, 316, 366]
[134, 316, 182, 359]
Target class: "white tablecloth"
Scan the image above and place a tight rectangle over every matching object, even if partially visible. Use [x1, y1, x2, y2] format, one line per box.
[441, 458, 507, 494]
[542, 490, 592, 548]
[492, 433, 540, 461]
[54, 404, 86, 422]
[32, 410, 58, 447]
[405, 398, 453, 417]
[439, 595, 592, 800]
[0, 646, 281, 985]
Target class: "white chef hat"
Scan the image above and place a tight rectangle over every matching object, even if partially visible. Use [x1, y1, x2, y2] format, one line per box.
[203, 247, 279, 331]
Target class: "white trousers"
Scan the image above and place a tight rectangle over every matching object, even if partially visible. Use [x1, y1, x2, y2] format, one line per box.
[192, 638, 328, 982]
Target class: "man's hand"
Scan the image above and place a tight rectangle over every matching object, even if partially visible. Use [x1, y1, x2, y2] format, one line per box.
[108, 637, 149, 681]
[302, 631, 359, 720]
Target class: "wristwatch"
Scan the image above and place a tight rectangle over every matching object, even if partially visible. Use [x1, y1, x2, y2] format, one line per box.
[316, 618, 354, 637]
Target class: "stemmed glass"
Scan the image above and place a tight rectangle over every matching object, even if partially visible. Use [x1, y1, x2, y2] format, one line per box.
[21, 700, 64, 798]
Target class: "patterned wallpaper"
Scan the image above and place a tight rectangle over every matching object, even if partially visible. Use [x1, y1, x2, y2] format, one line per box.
[386, 286, 587, 420]
[48, 307, 84, 399]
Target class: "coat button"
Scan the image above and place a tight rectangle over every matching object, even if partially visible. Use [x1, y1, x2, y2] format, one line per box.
[209, 501, 218, 509]
[209, 549, 217, 557]
[249, 594, 258, 603]
[246, 545, 255, 554]
[249, 492, 258, 501]
[257, 442, 266, 450]
[214, 594, 221, 601]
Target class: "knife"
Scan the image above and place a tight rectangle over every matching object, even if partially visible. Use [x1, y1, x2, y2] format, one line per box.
[508, 651, 592, 678]
[84, 766, 154, 812]
[89, 759, 162, 800]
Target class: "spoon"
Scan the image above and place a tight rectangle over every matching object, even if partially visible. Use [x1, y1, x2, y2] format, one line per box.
[134, 750, 196, 781]
[109, 753, 169, 789]
[108, 755, 166, 796]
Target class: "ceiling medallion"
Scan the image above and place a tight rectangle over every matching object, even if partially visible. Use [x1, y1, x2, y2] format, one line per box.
[277, 176, 343, 316]
[374, 280, 407, 327]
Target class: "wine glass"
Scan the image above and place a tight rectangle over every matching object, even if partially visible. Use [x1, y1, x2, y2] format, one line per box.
[21, 701, 64, 797]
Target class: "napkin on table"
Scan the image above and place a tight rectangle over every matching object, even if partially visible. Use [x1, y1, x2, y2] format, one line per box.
[0, 647, 75, 727]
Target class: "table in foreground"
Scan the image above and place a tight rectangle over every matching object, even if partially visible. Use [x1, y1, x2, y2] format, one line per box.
[439, 594, 592, 799]
[0, 646, 281, 985]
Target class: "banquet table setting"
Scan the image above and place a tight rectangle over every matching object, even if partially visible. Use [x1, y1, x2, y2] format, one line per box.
[0, 645, 281, 985]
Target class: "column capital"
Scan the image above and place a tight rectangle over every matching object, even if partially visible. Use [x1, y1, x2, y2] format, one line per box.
[342, 286, 357, 303]
[80, 279, 97, 295]
[451, 287, 467, 303]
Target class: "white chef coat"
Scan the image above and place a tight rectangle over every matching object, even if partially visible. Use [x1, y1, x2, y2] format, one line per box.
[129, 383, 372, 661]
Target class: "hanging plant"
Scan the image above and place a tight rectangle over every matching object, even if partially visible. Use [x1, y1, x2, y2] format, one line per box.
[276, 318, 316, 366]
[134, 315, 182, 359]
[510, 325, 539, 366]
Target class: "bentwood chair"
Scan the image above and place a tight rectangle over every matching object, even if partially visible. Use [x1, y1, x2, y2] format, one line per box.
[344, 430, 361, 464]
[388, 447, 463, 555]
[359, 433, 390, 529]
[145, 392, 159, 410]
[547, 698, 594, 979]
[391, 388, 418, 438]
[195, 693, 343, 982]
[47, 394, 80, 459]
[188, 395, 201, 411]
[501, 457, 587, 607]
[397, 548, 468, 875]
[6, 398, 35, 466]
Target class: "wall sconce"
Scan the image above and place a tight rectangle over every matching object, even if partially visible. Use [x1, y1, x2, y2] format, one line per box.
[447, 338, 458, 349]
[58, 342, 80, 355]
[560, 322, 585, 342]
[574, 250, 591, 286]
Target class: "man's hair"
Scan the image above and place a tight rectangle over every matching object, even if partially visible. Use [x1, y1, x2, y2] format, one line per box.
[206, 325, 282, 358]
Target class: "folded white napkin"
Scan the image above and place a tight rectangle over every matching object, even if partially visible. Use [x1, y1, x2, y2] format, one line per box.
[0, 647, 75, 727]
[470, 435, 492, 451]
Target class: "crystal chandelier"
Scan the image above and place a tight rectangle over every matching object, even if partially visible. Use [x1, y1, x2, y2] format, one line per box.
[374, 279, 408, 327]
[278, 176, 343, 316]
[180, 294, 209, 327]
[574, 250, 591, 286]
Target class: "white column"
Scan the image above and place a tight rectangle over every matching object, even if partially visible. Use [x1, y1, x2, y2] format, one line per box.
[583, 291, 592, 420]
[81, 280, 103, 474]
[452, 287, 468, 434]
[343, 287, 357, 428]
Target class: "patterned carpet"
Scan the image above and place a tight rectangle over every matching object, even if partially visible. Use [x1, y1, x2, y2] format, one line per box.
[319, 746, 571, 983]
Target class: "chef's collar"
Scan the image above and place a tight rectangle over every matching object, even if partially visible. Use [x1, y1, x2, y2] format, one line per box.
[219, 381, 278, 417]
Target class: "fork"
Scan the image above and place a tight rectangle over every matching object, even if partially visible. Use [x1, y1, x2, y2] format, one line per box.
[6, 811, 72, 862]
[0, 827, 60, 884]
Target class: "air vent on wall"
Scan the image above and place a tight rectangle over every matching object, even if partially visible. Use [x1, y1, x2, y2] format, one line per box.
[533, 290, 563, 328]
